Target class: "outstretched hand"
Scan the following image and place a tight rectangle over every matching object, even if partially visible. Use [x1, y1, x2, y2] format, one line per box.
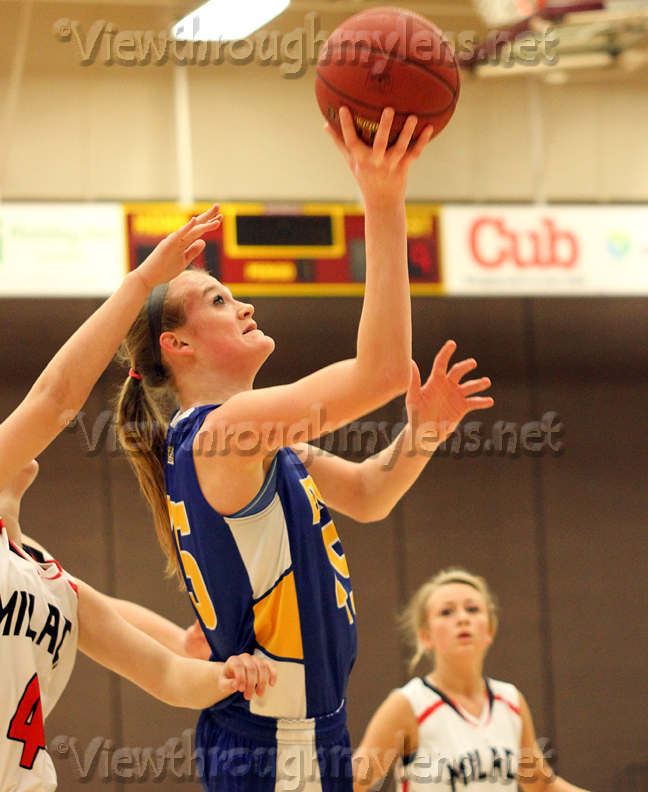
[219, 653, 278, 701]
[406, 341, 494, 441]
[136, 204, 223, 290]
[325, 107, 433, 205]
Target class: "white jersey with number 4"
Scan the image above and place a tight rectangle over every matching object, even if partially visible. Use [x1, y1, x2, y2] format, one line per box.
[0, 521, 78, 792]
[396, 677, 523, 792]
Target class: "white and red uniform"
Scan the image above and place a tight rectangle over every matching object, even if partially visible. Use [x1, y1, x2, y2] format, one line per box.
[396, 677, 523, 792]
[0, 520, 78, 792]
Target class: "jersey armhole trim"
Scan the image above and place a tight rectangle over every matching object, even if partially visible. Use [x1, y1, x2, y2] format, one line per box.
[9, 538, 74, 588]
[167, 404, 281, 521]
[228, 454, 280, 519]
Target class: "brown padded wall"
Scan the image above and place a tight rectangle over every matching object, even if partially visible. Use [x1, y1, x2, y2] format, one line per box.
[1, 297, 647, 791]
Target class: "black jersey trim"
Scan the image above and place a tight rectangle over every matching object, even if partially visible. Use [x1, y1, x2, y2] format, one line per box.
[21, 543, 47, 564]
[420, 677, 494, 724]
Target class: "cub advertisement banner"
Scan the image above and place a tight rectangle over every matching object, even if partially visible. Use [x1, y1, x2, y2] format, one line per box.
[2, 203, 648, 297]
[442, 206, 648, 295]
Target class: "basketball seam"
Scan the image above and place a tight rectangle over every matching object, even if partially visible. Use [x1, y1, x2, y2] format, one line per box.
[316, 71, 457, 118]
[319, 42, 459, 98]
[345, 8, 440, 27]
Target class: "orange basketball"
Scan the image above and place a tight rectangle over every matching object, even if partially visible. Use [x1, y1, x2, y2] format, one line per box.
[315, 7, 460, 146]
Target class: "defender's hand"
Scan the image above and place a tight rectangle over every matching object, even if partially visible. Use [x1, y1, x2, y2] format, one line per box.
[219, 653, 278, 700]
[136, 204, 223, 290]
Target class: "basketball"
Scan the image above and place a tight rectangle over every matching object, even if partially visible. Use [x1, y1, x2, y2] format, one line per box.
[315, 7, 460, 146]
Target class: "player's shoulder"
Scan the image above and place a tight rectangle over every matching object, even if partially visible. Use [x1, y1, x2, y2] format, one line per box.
[0, 521, 10, 576]
[397, 676, 431, 697]
[21, 534, 51, 562]
[0, 526, 78, 600]
[0, 521, 26, 571]
[487, 678, 522, 715]
[395, 676, 442, 717]
[169, 404, 216, 434]
[166, 404, 221, 458]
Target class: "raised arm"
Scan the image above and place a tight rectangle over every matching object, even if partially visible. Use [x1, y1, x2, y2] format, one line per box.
[295, 341, 493, 523]
[77, 580, 276, 709]
[97, 597, 211, 660]
[0, 206, 222, 492]
[0, 460, 39, 543]
[200, 110, 434, 448]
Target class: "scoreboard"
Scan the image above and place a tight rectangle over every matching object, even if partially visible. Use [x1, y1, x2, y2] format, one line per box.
[125, 203, 443, 296]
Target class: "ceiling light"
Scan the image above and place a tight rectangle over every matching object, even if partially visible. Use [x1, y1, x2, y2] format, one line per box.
[475, 50, 615, 77]
[173, 0, 291, 42]
[543, 69, 569, 83]
[618, 47, 648, 70]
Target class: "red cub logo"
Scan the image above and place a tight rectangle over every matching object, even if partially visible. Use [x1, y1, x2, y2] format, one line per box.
[469, 217, 579, 269]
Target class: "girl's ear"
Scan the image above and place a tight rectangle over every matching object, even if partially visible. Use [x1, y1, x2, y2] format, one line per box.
[486, 623, 495, 647]
[159, 331, 195, 357]
[419, 627, 434, 652]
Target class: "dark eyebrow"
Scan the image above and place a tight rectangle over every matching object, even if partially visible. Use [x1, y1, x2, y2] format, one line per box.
[439, 598, 480, 608]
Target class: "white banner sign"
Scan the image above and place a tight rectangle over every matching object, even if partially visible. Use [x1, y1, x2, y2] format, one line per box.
[0, 204, 125, 297]
[443, 206, 648, 295]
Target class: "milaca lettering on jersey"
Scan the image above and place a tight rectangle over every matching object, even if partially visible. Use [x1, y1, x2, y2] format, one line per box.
[0, 590, 73, 667]
[446, 747, 517, 792]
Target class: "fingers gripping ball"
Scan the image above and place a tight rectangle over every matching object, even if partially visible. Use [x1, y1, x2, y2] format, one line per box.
[315, 7, 460, 146]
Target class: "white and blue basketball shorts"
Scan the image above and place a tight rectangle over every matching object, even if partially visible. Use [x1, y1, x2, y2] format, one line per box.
[195, 702, 353, 792]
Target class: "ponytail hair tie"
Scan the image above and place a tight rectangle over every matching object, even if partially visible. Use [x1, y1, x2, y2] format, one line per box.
[129, 368, 143, 381]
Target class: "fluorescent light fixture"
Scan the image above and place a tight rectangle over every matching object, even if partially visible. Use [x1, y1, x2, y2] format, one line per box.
[476, 50, 614, 76]
[618, 47, 648, 70]
[173, 0, 290, 42]
[543, 69, 569, 83]
[549, 51, 615, 68]
[562, 7, 648, 25]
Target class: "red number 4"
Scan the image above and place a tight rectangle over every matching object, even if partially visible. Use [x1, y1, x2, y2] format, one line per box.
[7, 674, 46, 769]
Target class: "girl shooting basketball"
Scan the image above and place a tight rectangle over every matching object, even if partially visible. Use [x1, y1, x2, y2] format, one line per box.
[353, 570, 592, 792]
[112, 108, 493, 792]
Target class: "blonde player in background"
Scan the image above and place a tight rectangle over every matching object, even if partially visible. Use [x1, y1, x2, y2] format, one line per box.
[353, 569, 592, 792]
[0, 209, 277, 792]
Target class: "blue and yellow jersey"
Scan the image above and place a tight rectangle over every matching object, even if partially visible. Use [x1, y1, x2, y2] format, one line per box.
[164, 405, 357, 720]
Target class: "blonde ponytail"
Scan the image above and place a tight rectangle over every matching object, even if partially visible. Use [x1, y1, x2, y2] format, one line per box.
[115, 282, 189, 581]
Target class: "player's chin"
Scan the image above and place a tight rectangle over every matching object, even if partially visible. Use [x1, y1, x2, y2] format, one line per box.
[250, 335, 275, 363]
[259, 333, 275, 352]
